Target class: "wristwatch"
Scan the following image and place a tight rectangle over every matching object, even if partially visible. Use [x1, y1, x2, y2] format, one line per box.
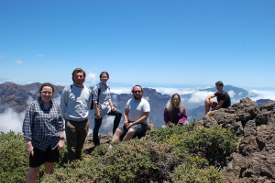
[59, 137, 65, 140]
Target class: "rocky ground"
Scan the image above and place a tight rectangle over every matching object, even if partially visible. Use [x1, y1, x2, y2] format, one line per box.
[198, 98, 275, 183]
[82, 98, 275, 182]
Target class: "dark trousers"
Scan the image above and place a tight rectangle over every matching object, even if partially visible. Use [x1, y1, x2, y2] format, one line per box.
[65, 119, 90, 162]
[93, 109, 122, 146]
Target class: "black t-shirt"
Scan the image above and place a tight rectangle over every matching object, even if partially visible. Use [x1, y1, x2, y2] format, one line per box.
[214, 90, 231, 108]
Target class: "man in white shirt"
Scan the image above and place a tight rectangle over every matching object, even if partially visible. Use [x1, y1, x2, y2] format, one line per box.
[110, 85, 150, 142]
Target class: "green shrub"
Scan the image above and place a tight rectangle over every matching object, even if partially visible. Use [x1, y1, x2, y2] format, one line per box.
[41, 157, 101, 183]
[172, 164, 227, 183]
[42, 139, 180, 183]
[149, 122, 196, 142]
[0, 131, 28, 183]
[98, 139, 175, 182]
[163, 125, 238, 166]
[1, 123, 238, 183]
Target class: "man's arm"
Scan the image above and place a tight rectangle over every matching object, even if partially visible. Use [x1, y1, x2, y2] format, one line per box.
[214, 100, 225, 110]
[128, 112, 149, 127]
[205, 94, 216, 103]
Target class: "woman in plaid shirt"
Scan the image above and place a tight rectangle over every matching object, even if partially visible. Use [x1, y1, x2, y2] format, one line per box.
[22, 83, 65, 183]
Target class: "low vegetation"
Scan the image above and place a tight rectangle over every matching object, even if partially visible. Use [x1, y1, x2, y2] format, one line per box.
[0, 122, 238, 183]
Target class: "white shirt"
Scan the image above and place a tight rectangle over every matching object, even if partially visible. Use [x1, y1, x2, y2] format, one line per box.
[125, 98, 150, 124]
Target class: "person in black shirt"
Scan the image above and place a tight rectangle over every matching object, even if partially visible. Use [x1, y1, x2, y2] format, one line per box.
[204, 81, 231, 114]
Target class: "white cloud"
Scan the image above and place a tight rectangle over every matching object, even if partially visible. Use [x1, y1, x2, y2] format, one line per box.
[110, 87, 208, 96]
[110, 87, 132, 94]
[53, 95, 61, 105]
[38, 54, 43, 57]
[0, 108, 25, 133]
[228, 90, 236, 98]
[249, 90, 275, 101]
[29, 89, 37, 95]
[87, 112, 117, 135]
[154, 87, 197, 96]
[26, 96, 34, 105]
[100, 116, 115, 132]
[188, 91, 214, 103]
[143, 96, 150, 101]
[87, 72, 97, 84]
[16, 60, 22, 64]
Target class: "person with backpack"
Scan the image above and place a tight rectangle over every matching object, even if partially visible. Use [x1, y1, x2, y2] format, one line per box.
[92, 71, 122, 146]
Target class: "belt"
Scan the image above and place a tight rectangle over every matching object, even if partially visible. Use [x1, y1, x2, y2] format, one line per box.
[67, 119, 88, 123]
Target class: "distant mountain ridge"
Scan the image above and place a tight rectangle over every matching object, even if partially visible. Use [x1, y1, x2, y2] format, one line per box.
[0, 82, 271, 129]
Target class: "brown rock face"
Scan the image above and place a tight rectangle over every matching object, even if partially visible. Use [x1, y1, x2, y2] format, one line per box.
[198, 98, 275, 183]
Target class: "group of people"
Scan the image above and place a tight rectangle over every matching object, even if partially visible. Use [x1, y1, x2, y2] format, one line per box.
[22, 68, 231, 182]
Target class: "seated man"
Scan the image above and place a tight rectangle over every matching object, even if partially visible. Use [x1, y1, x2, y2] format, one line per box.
[205, 81, 231, 115]
[110, 85, 150, 144]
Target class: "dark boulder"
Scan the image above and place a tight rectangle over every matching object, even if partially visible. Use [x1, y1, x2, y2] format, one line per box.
[198, 98, 275, 182]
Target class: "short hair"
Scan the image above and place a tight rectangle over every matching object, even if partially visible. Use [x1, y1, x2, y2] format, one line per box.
[72, 68, 86, 82]
[100, 71, 109, 79]
[215, 81, 224, 87]
[39, 83, 55, 93]
[131, 85, 143, 94]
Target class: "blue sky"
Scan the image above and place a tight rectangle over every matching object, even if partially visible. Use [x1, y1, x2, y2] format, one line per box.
[1, 0, 275, 89]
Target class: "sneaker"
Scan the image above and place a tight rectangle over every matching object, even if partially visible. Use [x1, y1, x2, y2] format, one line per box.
[108, 145, 113, 151]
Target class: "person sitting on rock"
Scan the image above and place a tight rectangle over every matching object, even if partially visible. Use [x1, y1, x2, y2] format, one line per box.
[109, 85, 150, 147]
[163, 93, 188, 126]
[204, 81, 231, 115]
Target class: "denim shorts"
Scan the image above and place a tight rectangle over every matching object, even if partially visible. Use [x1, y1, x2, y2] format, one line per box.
[119, 122, 148, 133]
[29, 146, 59, 168]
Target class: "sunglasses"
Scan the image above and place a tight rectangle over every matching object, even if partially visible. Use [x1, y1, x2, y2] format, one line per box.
[172, 98, 180, 101]
[133, 90, 142, 93]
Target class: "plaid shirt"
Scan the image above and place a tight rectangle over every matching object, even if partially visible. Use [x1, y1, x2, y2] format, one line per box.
[22, 98, 64, 151]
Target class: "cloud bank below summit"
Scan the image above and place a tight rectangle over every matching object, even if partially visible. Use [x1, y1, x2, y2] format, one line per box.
[0, 87, 274, 133]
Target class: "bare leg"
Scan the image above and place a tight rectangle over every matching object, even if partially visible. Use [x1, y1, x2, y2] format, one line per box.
[44, 162, 54, 174]
[109, 128, 124, 150]
[205, 99, 212, 114]
[26, 166, 40, 183]
[205, 99, 218, 114]
[111, 128, 124, 142]
[122, 128, 136, 141]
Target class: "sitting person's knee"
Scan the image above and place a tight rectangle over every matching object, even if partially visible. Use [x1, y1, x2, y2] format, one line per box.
[127, 128, 136, 134]
[114, 128, 124, 136]
[211, 102, 218, 109]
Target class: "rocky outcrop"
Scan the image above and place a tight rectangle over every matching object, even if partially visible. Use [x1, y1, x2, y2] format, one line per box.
[198, 98, 275, 183]
[0, 82, 64, 113]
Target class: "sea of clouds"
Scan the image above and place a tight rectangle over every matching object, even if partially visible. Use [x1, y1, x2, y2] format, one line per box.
[1, 87, 275, 134]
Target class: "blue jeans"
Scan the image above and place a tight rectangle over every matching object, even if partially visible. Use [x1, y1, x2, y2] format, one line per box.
[93, 109, 122, 146]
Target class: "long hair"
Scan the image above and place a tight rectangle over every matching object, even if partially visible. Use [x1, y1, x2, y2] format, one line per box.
[166, 93, 185, 120]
